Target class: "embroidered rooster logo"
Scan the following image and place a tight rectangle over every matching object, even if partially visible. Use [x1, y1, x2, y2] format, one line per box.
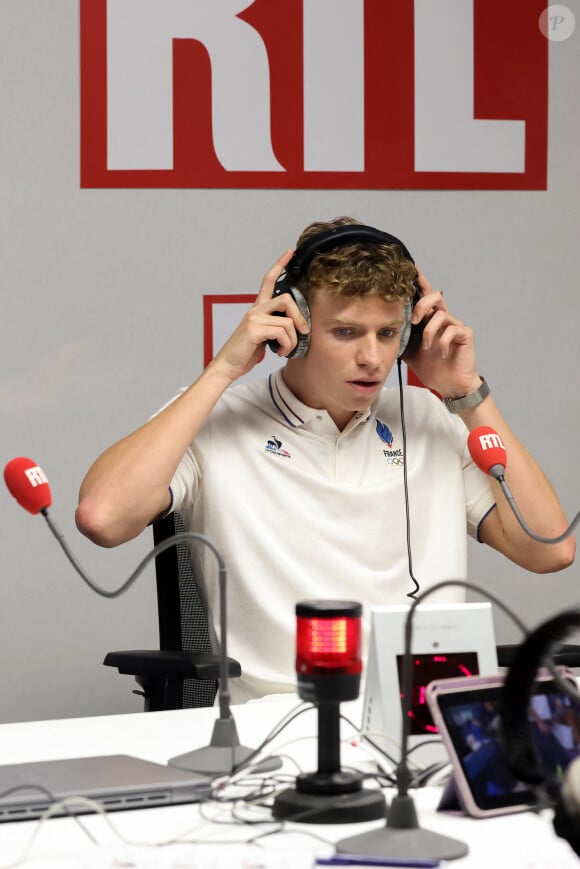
[265, 436, 291, 458]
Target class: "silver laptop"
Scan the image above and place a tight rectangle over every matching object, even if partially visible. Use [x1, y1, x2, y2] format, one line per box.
[0, 754, 211, 822]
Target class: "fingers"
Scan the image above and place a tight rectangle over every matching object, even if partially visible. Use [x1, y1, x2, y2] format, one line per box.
[414, 267, 432, 295]
[419, 308, 473, 358]
[250, 250, 310, 355]
[411, 270, 447, 320]
[256, 249, 295, 302]
[411, 289, 446, 326]
[407, 272, 478, 394]
[250, 296, 309, 356]
[412, 273, 464, 354]
[265, 315, 302, 357]
[213, 249, 310, 378]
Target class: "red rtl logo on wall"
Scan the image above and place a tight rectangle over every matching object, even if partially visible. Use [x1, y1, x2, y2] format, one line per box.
[80, 0, 548, 190]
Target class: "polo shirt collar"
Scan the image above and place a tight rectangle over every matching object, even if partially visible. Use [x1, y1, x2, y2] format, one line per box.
[268, 369, 372, 431]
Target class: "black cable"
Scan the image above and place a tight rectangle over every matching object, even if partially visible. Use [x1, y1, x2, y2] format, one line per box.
[397, 359, 420, 599]
[406, 738, 443, 757]
[410, 761, 451, 788]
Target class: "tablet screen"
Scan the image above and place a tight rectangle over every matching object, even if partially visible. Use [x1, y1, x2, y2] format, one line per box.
[434, 680, 580, 813]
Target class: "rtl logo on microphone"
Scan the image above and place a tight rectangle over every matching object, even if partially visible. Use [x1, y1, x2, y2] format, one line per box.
[80, 0, 548, 189]
[24, 466, 49, 488]
[478, 433, 506, 452]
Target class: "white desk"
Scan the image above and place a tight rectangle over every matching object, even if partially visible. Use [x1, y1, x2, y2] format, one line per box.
[0, 695, 578, 868]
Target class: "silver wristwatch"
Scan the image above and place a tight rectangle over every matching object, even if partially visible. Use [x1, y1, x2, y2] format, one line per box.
[443, 377, 490, 414]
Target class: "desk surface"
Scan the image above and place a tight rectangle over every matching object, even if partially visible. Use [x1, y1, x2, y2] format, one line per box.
[0, 695, 578, 869]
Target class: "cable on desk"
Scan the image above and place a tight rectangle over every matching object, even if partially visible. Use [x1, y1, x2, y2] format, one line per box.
[0, 702, 316, 866]
[408, 762, 451, 789]
[0, 697, 417, 863]
[0, 783, 102, 869]
[0, 782, 99, 844]
[228, 701, 314, 776]
[0, 783, 259, 867]
[0, 795, 110, 869]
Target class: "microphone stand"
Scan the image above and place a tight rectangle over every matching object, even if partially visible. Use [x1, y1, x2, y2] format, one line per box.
[337, 580, 531, 861]
[40, 509, 279, 776]
[486, 467, 580, 545]
[166, 541, 270, 776]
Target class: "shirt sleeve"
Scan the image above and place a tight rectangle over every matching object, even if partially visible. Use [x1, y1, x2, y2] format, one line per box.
[149, 388, 202, 514]
[169, 445, 201, 513]
[412, 387, 496, 539]
[455, 416, 497, 539]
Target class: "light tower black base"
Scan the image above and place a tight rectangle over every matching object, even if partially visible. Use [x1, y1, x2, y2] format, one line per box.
[272, 784, 386, 824]
[272, 769, 386, 825]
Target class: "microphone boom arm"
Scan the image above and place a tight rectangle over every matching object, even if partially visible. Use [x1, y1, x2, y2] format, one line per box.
[41, 509, 232, 720]
[495, 476, 580, 545]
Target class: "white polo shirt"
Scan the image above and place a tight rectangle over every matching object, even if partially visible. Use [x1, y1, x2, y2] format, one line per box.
[169, 369, 495, 703]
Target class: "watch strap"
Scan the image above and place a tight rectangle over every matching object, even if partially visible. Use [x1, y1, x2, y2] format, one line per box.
[444, 377, 490, 414]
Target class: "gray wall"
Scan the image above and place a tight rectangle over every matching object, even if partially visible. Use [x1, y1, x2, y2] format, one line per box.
[1, 2, 578, 723]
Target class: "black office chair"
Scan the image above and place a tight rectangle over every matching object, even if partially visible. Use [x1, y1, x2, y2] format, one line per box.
[103, 512, 241, 711]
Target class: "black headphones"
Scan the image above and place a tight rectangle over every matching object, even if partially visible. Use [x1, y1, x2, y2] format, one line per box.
[500, 610, 580, 856]
[267, 224, 423, 359]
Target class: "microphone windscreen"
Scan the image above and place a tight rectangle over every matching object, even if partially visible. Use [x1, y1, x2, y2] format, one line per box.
[467, 426, 507, 477]
[4, 457, 52, 514]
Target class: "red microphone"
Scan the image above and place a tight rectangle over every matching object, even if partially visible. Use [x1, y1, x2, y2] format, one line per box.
[467, 426, 507, 480]
[4, 457, 52, 514]
[467, 426, 579, 545]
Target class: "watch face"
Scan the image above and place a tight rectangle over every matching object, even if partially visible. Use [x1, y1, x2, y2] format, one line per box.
[396, 652, 480, 735]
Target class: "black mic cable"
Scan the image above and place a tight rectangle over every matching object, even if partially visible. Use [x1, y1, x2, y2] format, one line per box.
[396, 358, 420, 600]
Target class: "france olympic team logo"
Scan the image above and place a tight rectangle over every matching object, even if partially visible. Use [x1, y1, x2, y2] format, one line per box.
[375, 420, 394, 448]
[376, 419, 405, 467]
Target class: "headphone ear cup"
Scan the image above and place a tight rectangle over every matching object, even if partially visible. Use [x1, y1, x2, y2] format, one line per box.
[285, 287, 311, 358]
[267, 285, 312, 359]
[398, 287, 424, 359]
[398, 301, 412, 359]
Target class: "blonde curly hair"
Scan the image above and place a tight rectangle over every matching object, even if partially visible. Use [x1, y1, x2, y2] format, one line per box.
[294, 217, 417, 305]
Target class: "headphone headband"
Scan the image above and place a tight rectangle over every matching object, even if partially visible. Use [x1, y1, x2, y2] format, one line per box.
[287, 224, 415, 281]
[270, 222, 421, 360]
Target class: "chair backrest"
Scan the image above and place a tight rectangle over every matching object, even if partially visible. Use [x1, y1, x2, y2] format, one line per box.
[152, 512, 218, 708]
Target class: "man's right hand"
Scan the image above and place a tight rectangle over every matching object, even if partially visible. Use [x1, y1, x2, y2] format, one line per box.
[75, 250, 311, 548]
[209, 249, 311, 384]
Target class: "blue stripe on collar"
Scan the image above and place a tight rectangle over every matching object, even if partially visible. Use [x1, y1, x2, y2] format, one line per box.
[268, 372, 304, 428]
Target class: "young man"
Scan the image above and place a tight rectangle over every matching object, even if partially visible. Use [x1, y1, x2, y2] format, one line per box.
[76, 218, 575, 702]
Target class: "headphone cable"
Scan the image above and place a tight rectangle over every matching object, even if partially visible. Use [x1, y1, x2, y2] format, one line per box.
[397, 358, 420, 599]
